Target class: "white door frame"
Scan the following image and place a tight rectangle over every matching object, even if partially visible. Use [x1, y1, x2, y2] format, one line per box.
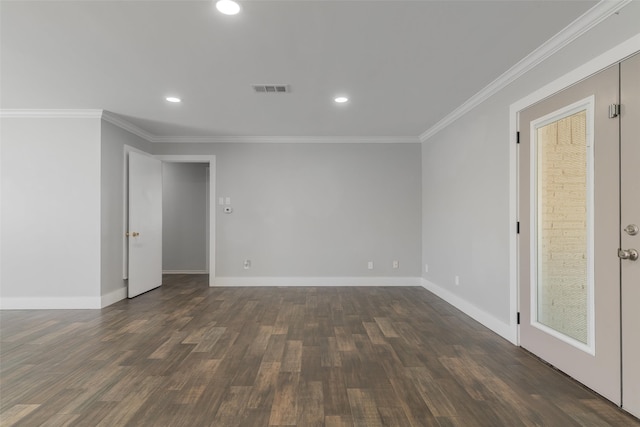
[508, 34, 640, 345]
[156, 155, 217, 287]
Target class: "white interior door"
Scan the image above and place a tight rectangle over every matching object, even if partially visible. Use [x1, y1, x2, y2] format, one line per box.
[518, 64, 621, 404]
[621, 53, 640, 419]
[128, 151, 162, 298]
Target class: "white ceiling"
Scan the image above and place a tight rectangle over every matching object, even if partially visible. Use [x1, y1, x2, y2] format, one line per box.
[1, 0, 600, 141]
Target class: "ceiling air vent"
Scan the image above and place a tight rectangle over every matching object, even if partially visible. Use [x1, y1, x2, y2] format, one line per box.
[252, 84, 290, 93]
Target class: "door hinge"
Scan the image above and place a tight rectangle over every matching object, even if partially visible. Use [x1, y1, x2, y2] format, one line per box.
[516, 131, 520, 144]
[609, 104, 620, 119]
[517, 312, 521, 325]
[517, 221, 520, 234]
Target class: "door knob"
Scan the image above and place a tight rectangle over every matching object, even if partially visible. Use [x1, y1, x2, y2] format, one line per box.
[624, 224, 639, 236]
[618, 248, 639, 261]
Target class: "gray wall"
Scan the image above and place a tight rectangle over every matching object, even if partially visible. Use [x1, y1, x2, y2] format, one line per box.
[100, 120, 152, 298]
[162, 162, 208, 272]
[422, 2, 640, 325]
[1, 117, 102, 302]
[153, 143, 422, 277]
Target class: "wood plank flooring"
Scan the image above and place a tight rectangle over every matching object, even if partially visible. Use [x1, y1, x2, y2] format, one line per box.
[1, 274, 638, 426]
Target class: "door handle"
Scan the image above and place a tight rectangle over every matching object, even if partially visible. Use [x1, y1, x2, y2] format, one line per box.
[618, 248, 639, 261]
[126, 232, 140, 237]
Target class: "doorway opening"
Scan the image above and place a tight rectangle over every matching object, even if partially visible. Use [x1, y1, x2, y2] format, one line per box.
[123, 151, 216, 294]
[162, 162, 210, 276]
[157, 155, 216, 287]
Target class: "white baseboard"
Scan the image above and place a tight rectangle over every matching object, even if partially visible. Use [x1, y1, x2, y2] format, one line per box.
[101, 287, 127, 308]
[213, 276, 422, 287]
[421, 278, 517, 344]
[0, 296, 102, 310]
[163, 270, 209, 274]
[0, 287, 131, 310]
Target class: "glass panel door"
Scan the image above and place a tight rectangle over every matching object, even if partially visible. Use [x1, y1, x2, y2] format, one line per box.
[518, 64, 621, 404]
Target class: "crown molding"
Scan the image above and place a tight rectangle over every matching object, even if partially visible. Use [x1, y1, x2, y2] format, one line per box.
[150, 135, 420, 144]
[0, 109, 103, 119]
[1, 109, 418, 144]
[419, 0, 632, 143]
[101, 111, 155, 142]
[0, 109, 155, 142]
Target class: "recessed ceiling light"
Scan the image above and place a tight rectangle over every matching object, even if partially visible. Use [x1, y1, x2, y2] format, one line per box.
[334, 96, 349, 103]
[216, 0, 240, 15]
[165, 96, 181, 103]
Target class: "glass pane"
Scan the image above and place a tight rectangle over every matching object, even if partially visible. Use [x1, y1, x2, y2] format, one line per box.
[536, 110, 588, 344]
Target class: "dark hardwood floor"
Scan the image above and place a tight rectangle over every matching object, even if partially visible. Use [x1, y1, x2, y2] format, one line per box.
[1, 274, 637, 426]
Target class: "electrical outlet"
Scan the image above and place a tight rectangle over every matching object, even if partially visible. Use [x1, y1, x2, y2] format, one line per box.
[367, 261, 374, 270]
[243, 259, 251, 270]
[425, 264, 429, 273]
[392, 260, 399, 269]
[455, 275, 460, 286]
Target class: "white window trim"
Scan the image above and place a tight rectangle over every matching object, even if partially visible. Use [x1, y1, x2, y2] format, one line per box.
[529, 97, 595, 355]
